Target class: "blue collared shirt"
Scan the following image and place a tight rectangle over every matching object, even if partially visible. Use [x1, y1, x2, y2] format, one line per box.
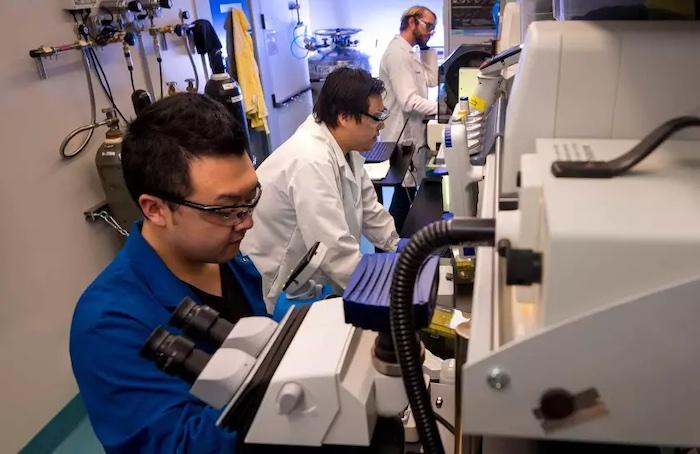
[70, 222, 267, 453]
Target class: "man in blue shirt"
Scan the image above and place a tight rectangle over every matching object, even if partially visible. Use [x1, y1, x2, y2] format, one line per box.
[70, 93, 267, 452]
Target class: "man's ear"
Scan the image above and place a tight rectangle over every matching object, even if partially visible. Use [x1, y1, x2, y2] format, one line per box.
[337, 112, 350, 128]
[338, 112, 362, 128]
[139, 194, 168, 227]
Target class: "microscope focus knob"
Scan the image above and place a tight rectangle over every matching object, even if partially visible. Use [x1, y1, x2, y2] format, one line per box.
[276, 382, 304, 415]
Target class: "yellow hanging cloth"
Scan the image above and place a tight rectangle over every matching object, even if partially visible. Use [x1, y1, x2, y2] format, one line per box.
[231, 8, 269, 133]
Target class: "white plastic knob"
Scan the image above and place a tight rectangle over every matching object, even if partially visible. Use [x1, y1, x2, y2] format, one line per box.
[276, 382, 304, 415]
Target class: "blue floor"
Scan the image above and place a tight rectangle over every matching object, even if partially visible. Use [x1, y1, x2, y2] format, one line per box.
[20, 395, 102, 454]
[52, 418, 103, 454]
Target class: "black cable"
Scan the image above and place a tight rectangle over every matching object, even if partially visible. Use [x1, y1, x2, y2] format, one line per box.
[433, 411, 455, 435]
[404, 143, 423, 203]
[88, 47, 129, 123]
[89, 47, 113, 97]
[390, 218, 496, 454]
[91, 51, 129, 123]
[158, 59, 164, 99]
[86, 50, 109, 95]
[129, 69, 136, 93]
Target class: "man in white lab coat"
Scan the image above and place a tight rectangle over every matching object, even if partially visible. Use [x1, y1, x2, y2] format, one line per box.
[379, 5, 439, 234]
[241, 67, 400, 310]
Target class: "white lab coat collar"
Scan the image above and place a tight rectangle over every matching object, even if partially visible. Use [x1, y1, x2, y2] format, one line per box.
[393, 34, 415, 53]
[307, 116, 365, 196]
[317, 119, 349, 165]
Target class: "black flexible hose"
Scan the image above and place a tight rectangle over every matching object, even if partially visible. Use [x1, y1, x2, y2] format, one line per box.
[390, 218, 495, 454]
[607, 116, 700, 174]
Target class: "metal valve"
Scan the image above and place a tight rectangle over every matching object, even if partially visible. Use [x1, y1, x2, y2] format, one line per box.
[166, 81, 178, 96]
[142, 0, 171, 18]
[100, 0, 144, 14]
[101, 107, 118, 124]
[127, 1, 143, 12]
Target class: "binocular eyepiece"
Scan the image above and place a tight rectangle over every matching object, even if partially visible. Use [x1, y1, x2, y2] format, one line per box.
[169, 297, 234, 346]
[140, 326, 210, 384]
[141, 298, 235, 382]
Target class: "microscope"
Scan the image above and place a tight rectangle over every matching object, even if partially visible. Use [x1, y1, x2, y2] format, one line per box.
[141, 248, 446, 452]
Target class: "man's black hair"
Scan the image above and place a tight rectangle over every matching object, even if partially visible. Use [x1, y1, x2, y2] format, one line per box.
[121, 93, 247, 203]
[312, 67, 385, 128]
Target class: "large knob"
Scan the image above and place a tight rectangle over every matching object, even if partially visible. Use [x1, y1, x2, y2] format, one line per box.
[123, 31, 137, 46]
[127, 1, 144, 13]
[538, 388, 576, 420]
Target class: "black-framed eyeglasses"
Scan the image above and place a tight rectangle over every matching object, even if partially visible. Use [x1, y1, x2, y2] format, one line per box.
[155, 182, 262, 227]
[416, 16, 436, 32]
[362, 108, 390, 123]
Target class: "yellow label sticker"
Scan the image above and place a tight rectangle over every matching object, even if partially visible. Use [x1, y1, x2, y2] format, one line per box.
[469, 95, 487, 112]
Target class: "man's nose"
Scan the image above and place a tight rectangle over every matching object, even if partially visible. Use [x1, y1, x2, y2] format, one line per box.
[235, 212, 254, 231]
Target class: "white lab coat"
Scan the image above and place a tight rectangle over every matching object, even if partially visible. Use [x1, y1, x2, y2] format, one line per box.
[241, 115, 400, 311]
[379, 35, 439, 186]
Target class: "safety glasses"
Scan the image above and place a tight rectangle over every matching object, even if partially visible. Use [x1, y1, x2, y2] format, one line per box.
[416, 16, 436, 32]
[362, 108, 390, 123]
[155, 182, 262, 227]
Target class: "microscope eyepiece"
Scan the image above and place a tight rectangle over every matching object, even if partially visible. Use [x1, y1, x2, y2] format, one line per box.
[140, 326, 211, 384]
[169, 297, 234, 346]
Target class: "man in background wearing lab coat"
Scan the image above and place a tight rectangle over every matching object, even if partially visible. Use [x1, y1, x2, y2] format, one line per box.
[241, 67, 400, 310]
[379, 5, 439, 234]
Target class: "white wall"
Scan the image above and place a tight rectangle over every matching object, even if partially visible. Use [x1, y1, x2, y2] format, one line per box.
[306, 0, 445, 75]
[0, 1, 211, 450]
[250, 0, 314, 150]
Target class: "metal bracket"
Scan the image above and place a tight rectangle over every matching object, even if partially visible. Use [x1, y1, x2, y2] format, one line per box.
[271, 86, 311, 108]
[84, 201, 111, 222]
[84, 201, 129, 237]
